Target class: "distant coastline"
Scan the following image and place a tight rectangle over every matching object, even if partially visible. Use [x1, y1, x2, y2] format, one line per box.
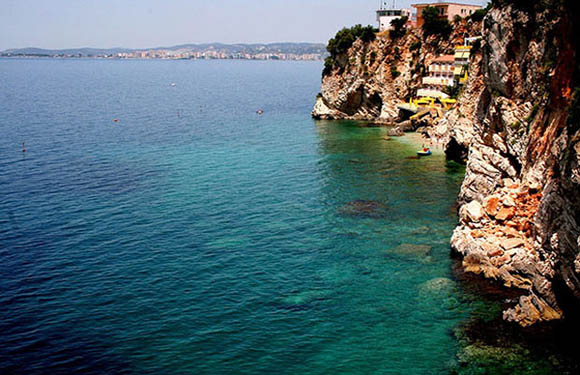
[0, 42, 327, 61]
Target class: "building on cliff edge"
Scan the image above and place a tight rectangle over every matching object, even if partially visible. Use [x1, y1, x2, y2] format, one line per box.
[376, 4, 414, 31]
[412, 2, 482, 27]
[419, 54, 455, 98]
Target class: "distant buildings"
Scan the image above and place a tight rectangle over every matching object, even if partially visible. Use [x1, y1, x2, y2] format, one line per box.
[108, 50, 324, 61]
[412, 2, 482, 27]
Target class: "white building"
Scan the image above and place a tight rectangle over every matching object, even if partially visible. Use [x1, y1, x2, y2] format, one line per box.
[422, 55, 456, 88]
[376, 8, 413, 31]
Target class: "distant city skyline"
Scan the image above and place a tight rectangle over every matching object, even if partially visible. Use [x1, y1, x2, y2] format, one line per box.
[0, 0, 488, 51]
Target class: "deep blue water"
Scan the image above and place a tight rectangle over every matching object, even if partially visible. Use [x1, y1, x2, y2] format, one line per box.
[1, 59, 472, 374]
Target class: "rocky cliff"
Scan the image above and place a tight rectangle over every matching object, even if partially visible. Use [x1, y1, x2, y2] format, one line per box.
[449, 0, 580, 327]
[312, 20, 482, 122]
[315, 0, 580, 327]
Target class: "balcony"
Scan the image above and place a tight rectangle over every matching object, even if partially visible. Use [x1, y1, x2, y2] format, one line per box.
[422, 76, 454, 86]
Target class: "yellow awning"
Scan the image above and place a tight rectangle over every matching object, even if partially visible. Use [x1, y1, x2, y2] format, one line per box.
[454, 51, 470, 59]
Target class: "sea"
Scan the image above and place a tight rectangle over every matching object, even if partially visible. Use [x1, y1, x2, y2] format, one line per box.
[0, 58, 551, 374]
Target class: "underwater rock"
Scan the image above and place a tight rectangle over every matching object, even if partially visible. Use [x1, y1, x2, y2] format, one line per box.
[390, 243, 432, 257]
[281, 289, 331, 306]
[412, 226, 431, 235]
[338, 200, 388, 218]
[419, 277, 455, 294]
[387, 128, 404, 137]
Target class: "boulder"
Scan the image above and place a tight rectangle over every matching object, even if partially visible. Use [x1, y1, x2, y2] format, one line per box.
[485, 197, 501, 217]
[496, 207, 516, 221]
[501, 238, 525, 250]
[461, 200, 484, 223]
[387, 127, 404, 137]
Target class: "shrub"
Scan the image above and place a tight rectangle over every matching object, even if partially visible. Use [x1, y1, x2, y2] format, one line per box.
[410, 41, 422, 52]
[422, 6, 453, 37]
[453, 15, 463, 24]
[322, 56, 334, 76]
[444, 82, 461, 99]
[394, 47, 401, 59]
[370, 51, 377, 65]
[470, 6, 489, 22]
[526, 104, 540, 123]
[471, 39, 482, 54]
[389, 16, 409, 39]
[391, 64, 401, 79]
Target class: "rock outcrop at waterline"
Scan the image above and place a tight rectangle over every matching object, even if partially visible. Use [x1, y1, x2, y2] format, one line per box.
[449, 1, 580, 327]
[314, 0, 580, 327]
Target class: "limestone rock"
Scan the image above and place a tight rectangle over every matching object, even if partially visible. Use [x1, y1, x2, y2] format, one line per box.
[501, 238, 525, 250]
[450, 3, 580, 326]
[485, 196, 501, 217]
[496, 207, 515, 221]
[460, 200, 484, 223]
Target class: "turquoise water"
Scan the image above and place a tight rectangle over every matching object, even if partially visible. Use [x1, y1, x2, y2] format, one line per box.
[1, 59, 470, 374]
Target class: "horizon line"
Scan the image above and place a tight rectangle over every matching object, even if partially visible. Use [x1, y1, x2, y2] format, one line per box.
[2, 41, 328, 53]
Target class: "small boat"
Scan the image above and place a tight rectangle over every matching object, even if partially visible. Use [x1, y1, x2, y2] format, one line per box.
[417, 149, 432, 156]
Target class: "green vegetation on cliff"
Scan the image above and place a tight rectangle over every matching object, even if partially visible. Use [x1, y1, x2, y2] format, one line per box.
[389, 16, 408, 39]
[421, 6, 453, 36]
[326, 25, 376, 57]
[323, 25, 377, 76]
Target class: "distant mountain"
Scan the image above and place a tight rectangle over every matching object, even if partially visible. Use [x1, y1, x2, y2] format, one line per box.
[1, 43, 327, 57]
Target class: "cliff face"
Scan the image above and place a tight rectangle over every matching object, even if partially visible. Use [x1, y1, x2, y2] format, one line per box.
[312, 22, 481, 121]
[450, 1, 580, 327]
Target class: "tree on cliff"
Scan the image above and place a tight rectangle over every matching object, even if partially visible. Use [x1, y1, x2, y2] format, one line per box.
[323, 25, 377, 76]
[421, 6, 452, 36]
[390, 16, 409, 39]
[326, 25, 376, 58]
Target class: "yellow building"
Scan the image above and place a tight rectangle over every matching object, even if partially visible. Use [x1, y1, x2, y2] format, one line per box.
[454, 45, 471, 83]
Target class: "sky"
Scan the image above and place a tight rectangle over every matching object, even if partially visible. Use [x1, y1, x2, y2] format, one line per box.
[0, 0, 488, 50]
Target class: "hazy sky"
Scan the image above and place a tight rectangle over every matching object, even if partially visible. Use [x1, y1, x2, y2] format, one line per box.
[0, 0, 488, 50]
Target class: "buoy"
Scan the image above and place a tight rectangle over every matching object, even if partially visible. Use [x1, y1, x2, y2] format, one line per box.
[113, 118, 119, 123]
[170, 83, 176, 87]
[22, 142, 26, 153]
[256, 109, 264, 115]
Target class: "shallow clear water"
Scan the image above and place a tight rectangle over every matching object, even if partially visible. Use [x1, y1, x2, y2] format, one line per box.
[1, 59, 470, 374]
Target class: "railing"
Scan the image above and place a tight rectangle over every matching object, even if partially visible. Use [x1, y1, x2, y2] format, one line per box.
[422, 77, 454, 86]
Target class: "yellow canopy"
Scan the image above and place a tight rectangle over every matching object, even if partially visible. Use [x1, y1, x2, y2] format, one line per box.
[454, 51, 470, 59]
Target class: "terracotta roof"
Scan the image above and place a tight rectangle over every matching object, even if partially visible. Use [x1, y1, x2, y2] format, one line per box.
[431, 55, 455, 63]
